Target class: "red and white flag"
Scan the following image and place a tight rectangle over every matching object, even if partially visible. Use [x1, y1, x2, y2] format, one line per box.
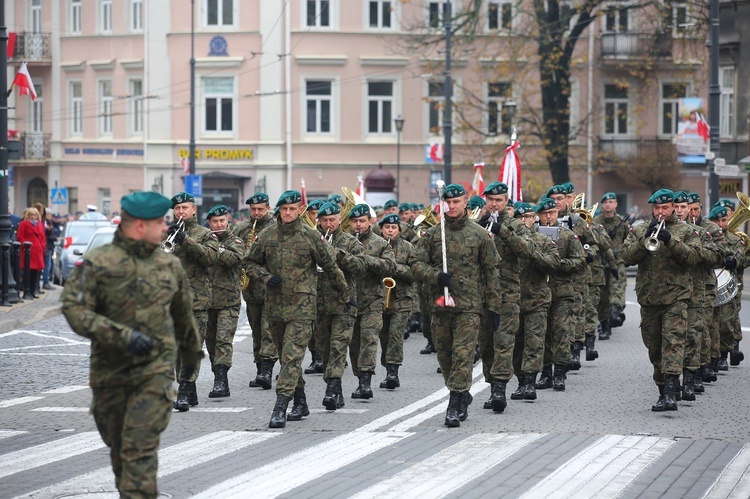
[7, 32, 16, 59]
[499, 141, 523, 202]
[10, 62, 37, 100]
[355, 174, 365, 198]
[181, 157, 190, 174]
[428, 141, 444, 163]
[300, 178, 308, 206]
[472, 162, 486, 198]
[696, 112, 710, 142]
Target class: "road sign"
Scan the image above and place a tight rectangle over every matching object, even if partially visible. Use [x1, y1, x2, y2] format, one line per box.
[50, 188, 68, 205]
[184, 175, 203, 197]
[714, 164, 740, 177]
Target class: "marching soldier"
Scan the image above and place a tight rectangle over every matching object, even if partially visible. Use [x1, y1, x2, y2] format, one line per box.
[204, 205, 244, 398]
[61, 192, 202, 498]
[303, 198, 326, 375]
[594, 193, 630, 331]
[621, 189, 702, 411]
[244, 190, 348, 428]
[170, 192, 220, 412]
[412, 184, 502, 427]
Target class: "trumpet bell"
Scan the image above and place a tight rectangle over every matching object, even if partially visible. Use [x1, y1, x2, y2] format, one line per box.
[726, 192, 750, 233]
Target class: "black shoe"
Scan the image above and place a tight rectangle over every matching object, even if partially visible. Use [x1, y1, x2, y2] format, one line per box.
[304, 351, 318, 374]
[694, 368, 705, 393]
[188, 382, 199, 406]
[717, 354, 729, 372]
[535, 366, 553, 389]
[473, 345, 480, 365]
[552, 364, 566, 391]
[269, 395, 291, 428]
[569, 342, 582, 370]
[458, 392, 473, 421]
[444, 391, 461, 427]
[351, 386, 362, 399]
[358, 372, 374, 399]
[287, 388, 310, 421]
[174, 381, 190, 412]
[483, 395, 493, 410]
[420, 342, 437, 354]
[703, 364, 717, 383]
[523, 373, 537, 400]
[323, 379, 341, 411]
[663, 375, 679, 411]
[208, 365, 230, 398]
[42, 283, 53, 290]
[491, 381, 507, 413]
[610, 306, 625, 328]
[379, 378, 388, 389]
[651, 385, 666, 412]
[256, 360, 275, 390]
[314, 350, 324, 373]
[385, 364, 400, 389]
[682, 369, 695, 401]
[599, 319, 611, 340]
[510, 376, 525, 400]
[731, 340, 745, 366]
[585, 335, 598, 361]
[436, 366, 442, 374]
[248, 363, 262, 388]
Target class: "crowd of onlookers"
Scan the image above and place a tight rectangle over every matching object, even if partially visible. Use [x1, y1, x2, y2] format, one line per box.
[9, 203, 63, 297]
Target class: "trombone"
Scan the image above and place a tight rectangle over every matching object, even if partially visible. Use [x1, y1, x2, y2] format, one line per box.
[161, 217, 185, 253]
[644, 217, 665, 252]
[383, 277, 396, 310]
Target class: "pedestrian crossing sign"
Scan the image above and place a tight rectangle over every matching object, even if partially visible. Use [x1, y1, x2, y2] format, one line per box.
[51, 188, 68, 205]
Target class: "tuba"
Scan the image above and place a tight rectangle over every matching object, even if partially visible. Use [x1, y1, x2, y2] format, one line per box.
[383, 277, 396, 310]
[239, 219, 258, 290]
[571, 193, 595, 225]
[726, 192, 750, 234]
[300, 204, 316, 228]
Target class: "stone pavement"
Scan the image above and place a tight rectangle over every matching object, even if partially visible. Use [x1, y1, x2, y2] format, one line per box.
[0, 285, 63, 335]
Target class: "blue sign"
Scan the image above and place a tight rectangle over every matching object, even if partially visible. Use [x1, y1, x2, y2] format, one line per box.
[209, 35, 228, 56]
[51, 188, 68, 205]
[184, 175, 203, 197]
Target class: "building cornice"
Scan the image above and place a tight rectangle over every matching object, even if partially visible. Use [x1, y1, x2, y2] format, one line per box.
[60, 61, 86, 72]
[194, 56, 245, 68]
[295, 55, 348, 66]
[120, 59, 144, 70]
[89, 59, 115, 71]
[359, 56, 409, 66]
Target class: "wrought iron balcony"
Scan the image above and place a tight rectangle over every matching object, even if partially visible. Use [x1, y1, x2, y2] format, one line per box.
[12, 32, 52, 62]
[601, 32, 672, 59]
[14, 133, 51, 160]
[597, 137, 674, 166]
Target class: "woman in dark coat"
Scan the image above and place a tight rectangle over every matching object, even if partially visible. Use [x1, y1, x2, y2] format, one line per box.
[17, 207, 46, 298]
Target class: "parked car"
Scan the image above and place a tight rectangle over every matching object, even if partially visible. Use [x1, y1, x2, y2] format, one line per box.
[73, 226, 117, 264]
[52, 220, 112, 285]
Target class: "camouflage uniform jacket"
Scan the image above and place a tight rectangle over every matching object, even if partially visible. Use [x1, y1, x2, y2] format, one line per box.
[559, 209, 598, 285]
[621, 213, 702, 306]
[353, 227, 397, 313]
[590, 224, 616, 286]
[235, 213, 276, 304]
[548, 226, 586, 299]
[594, 213, 630, 258]
[519, 229, 561, 313]
[318, 226, 366, 317]
[724, 230, 749, 291]
[172, 217, 219, 311]
[386, 235, 417, 313]
[413, 210, 502, 315]
[488, 210, 533, 293]
[61, 229, 203, 387]
[244, 216, 347, 322]
[210, 230, 244, 308]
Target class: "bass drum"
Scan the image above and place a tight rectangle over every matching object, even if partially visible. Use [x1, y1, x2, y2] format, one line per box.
[714, 269, 739, 307]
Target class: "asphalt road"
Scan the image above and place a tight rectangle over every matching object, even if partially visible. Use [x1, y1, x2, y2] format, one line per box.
[1, 282, 750, 498]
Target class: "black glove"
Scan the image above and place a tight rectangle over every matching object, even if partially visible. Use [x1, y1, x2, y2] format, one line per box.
[656, 229, 671, 245]
[437, 272, 451, 289]
[128, 331, 153, 356]
[172, 230, 186, 245]
[610, 268, 619, 279]
[267, 275, 282, 287]
[167, 223, 181, 235]
[478, 213, 492, 226]
[647, 219, 659, 233]
[489, 311, 500, 332]
[585, 253, 594, 264]
[725, 257, 738, 270]
[346, 297, 357, 308]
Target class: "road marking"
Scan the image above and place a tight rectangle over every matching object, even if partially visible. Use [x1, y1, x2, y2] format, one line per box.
[19, 431, 279, 498]
[519, 435, 674, 498]
[20, 331, 88, 344]
[0, 396, 44, 408]
[626, 301, 639, 307]
[42, 385, 89, 394]
[0, 330, 24, 338]
[193, 431, 414, 498]
[0, 342, 89, 352]
[233, 337, 247, 343]
[31, 407, 88, 412]
[351, 433, 546, 498]
[0, 432, 105, 480]
[0, 430, 26, 440]
[703, 443, 750, 498]
[309, 408, 369, 414]
[175, 407, 250, 413]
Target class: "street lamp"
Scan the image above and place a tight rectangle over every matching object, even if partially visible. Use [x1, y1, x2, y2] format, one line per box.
[395, 115, 405, 201]
[503, 100, 517, 145]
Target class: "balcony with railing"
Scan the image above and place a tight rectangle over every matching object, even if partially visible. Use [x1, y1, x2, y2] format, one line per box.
[597, 137, 675, 168]
[11, 32, 51, 63]
[600, 32, 673, 60]
[8, 133, 51, 162]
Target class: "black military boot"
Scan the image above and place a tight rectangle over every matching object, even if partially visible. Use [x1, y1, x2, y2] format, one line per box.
[458, 392, 473, 422]
[651, 385, 666, 412]
[208, 365, 230, 398]
[682, 369, 696, 401]
[385, 364, 400, 389]
[599, 319, 611, 340]
[248, 363, 262, 388]
[444, 391, 461, 427]
[174, 381, 190, 412]
[334, 380, 346, 408]
[359, 372, 374, 399]
[569, 341, 583, 370]
[490, 380, 507, 413]
[717, 352, 730, 371]
[730, 340, 745, 366]
[420, 341, 437, 354]
[523, 372, 537, 400]
[535, 365, 553, 389]
[351, 383, 362, 399]
[585, 335, 599, 361]
[314, 350, 324, 373]
[552, 363, 566, 391]
[610, 306, 625, 328]
[268, 394, 291, 429]
[694, 367, 705, 393]
[188, 382, 199, 406]
[256, 359, 275, 390]
[510, 375, 525, 400]
[287, 388, 310, 421]
[663, 374, 679, 411]
[323, 379, 341, 411]
[304, 351, 318, 374]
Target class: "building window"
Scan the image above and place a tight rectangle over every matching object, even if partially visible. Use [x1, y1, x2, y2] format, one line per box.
[368, 81, 393, 134]
[662, 0, 689, 35]
[604, 84, 628, 135]
[130, 79, 144, 135]
[487, 82, 511, 136]
[307, 0, 330, 28]
[99, 80, 113, 136]
[603, 2, 630, 33]
[68, 187, 79, 216]
[204, 77, 234, 133]
[428, 81, 446, 134]
[98, 188, 111, 216]
[70, 82, 83, 136]
[101, 0, 112, 33]
[206, 0, 234, 27]
[720, 67, 734, 138]
[306, 80, 332, 134]
[660, 83, 687, 136]
[31, 83, 43, 133]
[70, 0, 82, 34]
[488, 0, 512, 30]
[369, 0, 392, 29]
[131, 0, 143, 31]
[31, 0, 42, 33]
[428, 1, 450, 28]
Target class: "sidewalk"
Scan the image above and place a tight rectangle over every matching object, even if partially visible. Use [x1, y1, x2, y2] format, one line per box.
[0, 285, 63, 334]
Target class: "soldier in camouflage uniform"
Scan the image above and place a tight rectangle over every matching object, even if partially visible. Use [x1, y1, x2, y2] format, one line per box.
[204, 205, 244, 398]
[169, 192, 220, 411]
[303, 199, 326, 375]
[412, 184, 502, 427]
[348, 203, 396, 399]
[621, 189, 702, 411]
[315, 202, 365, 410]
[378, 214, 416, 390]
[594, 193, 630, 331]
[61, 191, 203, 498]
[234, 193, 278, 389]
[244, 190, 348, 429]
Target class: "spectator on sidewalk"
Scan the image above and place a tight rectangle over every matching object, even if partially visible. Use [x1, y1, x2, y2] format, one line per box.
[17, 207, 46, 299]
[34, 203, 57, 291]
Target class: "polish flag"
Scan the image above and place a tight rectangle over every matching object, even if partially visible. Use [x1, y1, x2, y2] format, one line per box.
[472, 162, 486, 198]
[7, 32, 16, 59]
[11, 62, 37, 100]
[429, 142, 444, 163]
[300, 178, 308, 206]
[499, 141, 523, 202]
[355, 174, 365, 198]
[696, 112, 710, 142]
[181, 157, 190, 174]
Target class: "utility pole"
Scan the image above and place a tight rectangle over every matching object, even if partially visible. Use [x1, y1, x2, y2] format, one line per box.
[443, 0, 452, 184]
[707, 0, 720, 207]
[189, 0, 196, 177]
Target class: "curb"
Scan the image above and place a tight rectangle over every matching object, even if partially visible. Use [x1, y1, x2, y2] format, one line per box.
[0, 288, 63, 335]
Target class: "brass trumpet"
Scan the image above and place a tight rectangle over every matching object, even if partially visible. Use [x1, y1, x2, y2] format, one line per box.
[644, 217, 665, 252]
[161, 217, 185, 253]
[239, 219, 258, 290]
[383, 277, 396, 310]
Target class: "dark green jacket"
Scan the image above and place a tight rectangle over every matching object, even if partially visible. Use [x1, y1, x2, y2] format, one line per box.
[172, 217, 219, 311]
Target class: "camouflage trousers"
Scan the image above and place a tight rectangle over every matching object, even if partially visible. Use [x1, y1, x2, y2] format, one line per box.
[574, 285, 588, 342]
[545, 298, 578, 367]
[478, 290, 519, 383]
[432, 312, 481, 392]
[350, 310, 382, 376]
[700, 305, 716, 365]
[640, 302, 687, 384]
[206, 306, 239, 369]
[246, 301, 277, 362]
[683, 306, 704, 371]
[176, 310, 208, 383]
[316, 312, 355, 381]
[91, 374, 173, 499]
[420, 288, 433, 343]
[733, 292, 743, 342]
[258, 307, 280, 361]
[719, 299, 738, 353]
[380, 310, 408, 366]
[513, 307, 549, 375]
[603, 261, 627, 309]
[268, 319, 314, 398]
[585, 284, 603, 335]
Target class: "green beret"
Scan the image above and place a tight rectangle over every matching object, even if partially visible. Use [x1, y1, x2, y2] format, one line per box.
[349, 203, 370, 219]
[716, 198, 736, 210]
[687, 192, 701, 204]
[600, 192, 617, 202]
[709, 205, 728, 220]
[246, 193, 269, 205]
[560, 182, 574, 194]
[409, 203, 420, 211]
[545, 185, 565, 198]
[468, 195, 486, 210]
[483, 182, 508, 196]
[418, 204, 425, 209]
[379, 214, 401, 226]
[672, 191, 689, 204]
[535, 197, 557, 213]
[384, 199, 398, 209]
[648, 189, 674, 205]
[307, 199, 324, 211]
[171, 191, 195, 208]
[122, 191, 172, 220]
[317, 202, 340, 217]
[328, 194, 344, 205]
[443, 184, 466, 199]
[514, 203, 535, 216]
[206, 204, 230, 218]
[276, 190, 302, 207]
[399, 203, 410, 213]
